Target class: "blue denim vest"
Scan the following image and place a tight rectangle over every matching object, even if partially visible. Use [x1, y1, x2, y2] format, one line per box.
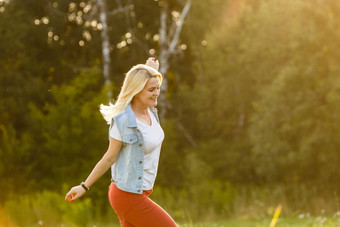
[109, 103, 160, 194]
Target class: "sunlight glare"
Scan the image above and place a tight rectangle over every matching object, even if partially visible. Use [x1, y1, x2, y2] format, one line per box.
[41, 17, 49, 25]
[69, 2, 76, 12]
[180, 44, 187, 50]
[97, 23, 103, 30]
[83, 31, 92, 41]
[76, 16, 83, 25]
[79, 2, 86, 8]
[145, 33, 151, 40]
[83, 4, 91, 13]
[153, 34, 159, 42]
[68, 13, 76, 22]
[221, 0, 247, 27]
[149, 49, 155, 55]
[125, 32, 131, 38]
[91, 20, 97, 27]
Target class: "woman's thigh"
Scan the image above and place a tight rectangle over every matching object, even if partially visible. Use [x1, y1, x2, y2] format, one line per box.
[108, 183, 177, 227]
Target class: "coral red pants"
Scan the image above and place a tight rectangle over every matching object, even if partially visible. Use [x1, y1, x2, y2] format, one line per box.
[108, 182, 177, 227]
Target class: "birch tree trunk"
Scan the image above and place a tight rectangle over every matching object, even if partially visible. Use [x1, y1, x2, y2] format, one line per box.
[97, 0, 112, 99]
[158, 0, 191, 120]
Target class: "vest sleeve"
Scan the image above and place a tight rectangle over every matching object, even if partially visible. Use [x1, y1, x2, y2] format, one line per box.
[109, 119, 123, 141]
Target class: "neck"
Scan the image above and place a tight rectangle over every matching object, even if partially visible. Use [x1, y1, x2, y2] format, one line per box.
[131, 101, 149, 116]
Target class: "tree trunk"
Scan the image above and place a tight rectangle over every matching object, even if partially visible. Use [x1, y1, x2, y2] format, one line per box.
[97, 0, 112, 99]
[158, 0, 191, 120]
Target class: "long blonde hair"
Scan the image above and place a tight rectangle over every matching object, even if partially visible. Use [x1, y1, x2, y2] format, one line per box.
[100, 64, 163, 124]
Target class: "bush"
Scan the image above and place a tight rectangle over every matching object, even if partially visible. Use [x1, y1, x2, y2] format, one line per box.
[4, 190, 94, 226]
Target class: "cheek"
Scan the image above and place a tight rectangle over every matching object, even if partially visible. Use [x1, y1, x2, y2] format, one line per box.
[139, 91, 153, 99]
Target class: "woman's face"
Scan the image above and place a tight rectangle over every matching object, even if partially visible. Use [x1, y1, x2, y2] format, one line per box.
[133, 77, 160, 107]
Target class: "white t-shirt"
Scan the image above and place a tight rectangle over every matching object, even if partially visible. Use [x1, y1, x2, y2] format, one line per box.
[109, 108, 164, 190]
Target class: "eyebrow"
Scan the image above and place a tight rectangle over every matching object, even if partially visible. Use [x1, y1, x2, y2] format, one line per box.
[148, 86, 159, 89]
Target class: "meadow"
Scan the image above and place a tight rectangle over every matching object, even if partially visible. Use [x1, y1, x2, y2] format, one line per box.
[1, 185, 339, 227]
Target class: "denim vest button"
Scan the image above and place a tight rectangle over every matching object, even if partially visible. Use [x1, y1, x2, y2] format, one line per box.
[138, 177, 141, 180]
[138, 144, 142, 147]
[139, 161, 143, 164]
[137, 189, 141, 192]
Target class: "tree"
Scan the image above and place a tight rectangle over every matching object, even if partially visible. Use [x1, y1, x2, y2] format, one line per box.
[175, 0, 340, 185]
[248, 0, 340, 184]
[27, 67, 109, 190]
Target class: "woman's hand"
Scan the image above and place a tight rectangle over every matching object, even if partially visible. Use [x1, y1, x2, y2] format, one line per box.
[145, 57, 159, 71]
[65, 185, 86, 202]
[64, 137, 122, 203]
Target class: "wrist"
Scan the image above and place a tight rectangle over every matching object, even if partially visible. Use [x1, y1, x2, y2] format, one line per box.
[80, 182, 89, 191]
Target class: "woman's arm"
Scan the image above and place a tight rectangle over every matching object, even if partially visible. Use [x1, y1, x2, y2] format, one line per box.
[65, 137, 122, 202]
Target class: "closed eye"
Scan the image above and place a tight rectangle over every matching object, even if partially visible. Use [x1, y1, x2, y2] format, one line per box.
[149, 87, 160, 92]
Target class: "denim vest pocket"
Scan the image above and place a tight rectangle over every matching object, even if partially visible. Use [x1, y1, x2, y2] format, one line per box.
[122, 134, 138, 145]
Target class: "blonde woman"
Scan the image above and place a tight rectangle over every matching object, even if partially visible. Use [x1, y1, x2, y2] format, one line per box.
[65, 58, 177, 227]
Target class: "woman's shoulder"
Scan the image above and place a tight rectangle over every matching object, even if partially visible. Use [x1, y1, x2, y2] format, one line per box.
[112, 108, 128, 122]
[112, 108, 128, 124]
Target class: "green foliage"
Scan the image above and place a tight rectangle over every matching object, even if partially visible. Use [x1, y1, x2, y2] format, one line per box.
[151, 180, 235, 222]
[156, 150, 235, 222]
[177, 0, 340, 188]
[157, 119, 186, 188]
[250, 60, 340, 183]
[182, 151, 235, 218]
[4, 190, 94, 227]
[26, 66, 110, 191]
[2, 0, 340, 223]
[248, 0, 340, 184]
[0, 124, 34, 201]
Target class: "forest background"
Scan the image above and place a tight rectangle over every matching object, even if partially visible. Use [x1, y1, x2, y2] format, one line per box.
[0, 0, 339, 226]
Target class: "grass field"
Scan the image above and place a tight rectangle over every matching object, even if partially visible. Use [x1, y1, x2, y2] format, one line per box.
[1, 216, 339, 226]
[2, 188, 339, 227]
[178, 216, 340, 227]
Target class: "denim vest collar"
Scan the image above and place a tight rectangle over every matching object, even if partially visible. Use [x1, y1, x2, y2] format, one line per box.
[126, 104, 137, 128]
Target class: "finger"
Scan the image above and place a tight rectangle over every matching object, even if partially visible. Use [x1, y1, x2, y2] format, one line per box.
[69, 193, 81, 202]
[68, 195, 75, 202]
[65, 191, 71, 201]
[65, 192, 75, 201]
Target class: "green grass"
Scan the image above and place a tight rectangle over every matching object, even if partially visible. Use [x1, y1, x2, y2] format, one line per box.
[178, 216, 340, 227]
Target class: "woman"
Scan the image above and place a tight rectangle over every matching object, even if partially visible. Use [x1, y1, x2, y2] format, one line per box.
[65, 58, 177, 227]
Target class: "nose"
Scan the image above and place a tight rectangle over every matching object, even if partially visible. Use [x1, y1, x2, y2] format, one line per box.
[154, 89, 160, 97]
